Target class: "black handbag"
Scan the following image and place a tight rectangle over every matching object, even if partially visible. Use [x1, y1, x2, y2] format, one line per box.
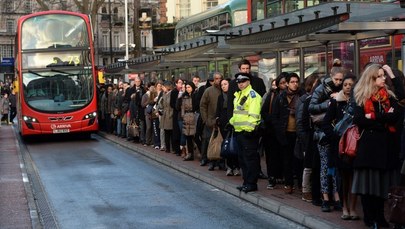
[388, 186, 405, 225]
[334, 101, 354, 137]
[220, 130, 239, 158]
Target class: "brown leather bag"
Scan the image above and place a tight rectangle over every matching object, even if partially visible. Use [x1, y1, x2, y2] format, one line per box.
[128, 122, 139, 138]
[388, 186, 405, 225]
[207, 128, 223, 160]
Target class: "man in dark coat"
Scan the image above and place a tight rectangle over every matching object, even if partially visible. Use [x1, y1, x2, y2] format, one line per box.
[9, 89, 17, 124]
[272, 73, 303, 194]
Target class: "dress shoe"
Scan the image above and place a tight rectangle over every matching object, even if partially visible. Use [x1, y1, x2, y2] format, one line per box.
[370, 222, 379, 229]
[218, 162, 226, 171]
[377, 218, 389, 228]
[236, 185, 245, 191]
[321, 200, 331, 212]
[180, 147, 187, 158]
[258, 171, 268, 179]
[242, 186, 258, 193]
[208, 163, 215, 171]
[200, 159, 208, 166]
[284, 185, 293, 194]
[183, 155, 194, 161]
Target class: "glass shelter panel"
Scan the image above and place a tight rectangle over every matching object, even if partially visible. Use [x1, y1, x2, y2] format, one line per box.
[281, 49, 300, 76]
[258, 53, 278, 90]
[304, 46, 327, 78]
[217, 60, 231, 78]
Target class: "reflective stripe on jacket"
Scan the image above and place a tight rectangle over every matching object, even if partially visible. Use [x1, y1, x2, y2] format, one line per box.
[229, 85, 262, 132]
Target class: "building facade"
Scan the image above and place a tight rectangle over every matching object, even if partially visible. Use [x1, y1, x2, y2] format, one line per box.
[0, 0, 228, 75]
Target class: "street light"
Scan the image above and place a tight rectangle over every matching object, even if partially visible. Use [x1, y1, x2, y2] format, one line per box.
[119, 43, 136, 69]
[125, 0, 129, 63]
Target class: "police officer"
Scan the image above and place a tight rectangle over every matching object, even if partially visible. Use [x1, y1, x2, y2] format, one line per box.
[229, 73, 262, 193]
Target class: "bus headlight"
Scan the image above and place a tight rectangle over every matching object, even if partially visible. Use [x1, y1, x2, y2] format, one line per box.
[23, 116, 38, 123]
[23, 115, 38, 130]
[83, 111, 97, 120]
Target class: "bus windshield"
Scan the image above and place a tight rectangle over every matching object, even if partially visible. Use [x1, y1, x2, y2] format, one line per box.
[21, 14, 89, 50]
[23, 69, 93, 112]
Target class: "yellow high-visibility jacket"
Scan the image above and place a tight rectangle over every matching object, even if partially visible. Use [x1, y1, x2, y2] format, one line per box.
[229, 84, 262, 132]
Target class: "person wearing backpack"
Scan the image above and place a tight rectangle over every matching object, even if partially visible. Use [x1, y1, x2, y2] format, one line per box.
[322, 74, 359, 220]
[352, 64, 404, 228]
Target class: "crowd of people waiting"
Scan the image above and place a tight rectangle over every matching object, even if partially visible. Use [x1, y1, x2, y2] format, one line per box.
[98, 59, 405, 229]
[0, 80, 17, 126]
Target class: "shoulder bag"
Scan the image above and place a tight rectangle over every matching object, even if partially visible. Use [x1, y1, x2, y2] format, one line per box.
[128, 122, 139, 138]
[388, 186, 405, 225]
[220, 130, 239, 158]
[334, 102, 354, 137]
[207, 128, 223, 160]
[338, 124, 363, 159]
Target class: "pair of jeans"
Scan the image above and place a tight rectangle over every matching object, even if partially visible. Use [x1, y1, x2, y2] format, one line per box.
[152, 118, 160, 147]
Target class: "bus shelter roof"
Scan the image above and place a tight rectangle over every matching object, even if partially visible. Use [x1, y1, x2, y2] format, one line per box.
[106, 2, 405, 73]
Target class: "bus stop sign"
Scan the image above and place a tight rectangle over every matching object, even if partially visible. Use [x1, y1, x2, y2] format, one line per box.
[1, 58, 14, 66]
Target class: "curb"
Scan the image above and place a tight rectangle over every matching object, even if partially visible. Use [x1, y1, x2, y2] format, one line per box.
[98, 132, 343, 229]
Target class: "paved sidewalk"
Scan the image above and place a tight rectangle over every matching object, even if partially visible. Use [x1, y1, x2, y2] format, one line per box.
[0, 124, 35, 229]
[99, 132, 367, 229]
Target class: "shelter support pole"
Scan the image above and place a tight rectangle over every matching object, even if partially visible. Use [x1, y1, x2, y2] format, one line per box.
[391, 35, 395, 68]
[402, 37, 405, 73]
[354, 39, 360, 78]
[324, 42, 329, 75]
[276, 51, 282, 77]
[299, 47, 305, 82]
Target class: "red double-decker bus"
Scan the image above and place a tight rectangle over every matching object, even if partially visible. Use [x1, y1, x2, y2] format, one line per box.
[15, 11, 98, 137]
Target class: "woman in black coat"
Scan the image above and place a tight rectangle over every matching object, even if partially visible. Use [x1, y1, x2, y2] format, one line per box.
[215, 78, 240, 176]
[352, 64, 404, 228]
[261, 72, 288, 188]
[322, 74, 358, 220]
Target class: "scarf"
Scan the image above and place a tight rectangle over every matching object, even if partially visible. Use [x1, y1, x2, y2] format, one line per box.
[287, 90, 299, 115]
[364, 88, 396, 132]
[222, 92, 228, 109]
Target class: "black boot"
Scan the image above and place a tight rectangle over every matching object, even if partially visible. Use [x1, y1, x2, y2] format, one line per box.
[208, 162, 215, 171]
[362, 195, 373, 227]
[376, 197, 389, 228]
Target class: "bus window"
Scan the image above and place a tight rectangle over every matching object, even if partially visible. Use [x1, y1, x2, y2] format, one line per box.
[194, 22, 202, 37]
[251, 0, 265, 21]
[210, 16, 219, 30]
[21, 14, 89, 50]
[187, 25, 194, 40]
[219, 13, 231, 29]
[233, 10, 248, 26]
[266, 0, 282, 18]
[285, 0, 299, 13]
[202, 19, 209, 32]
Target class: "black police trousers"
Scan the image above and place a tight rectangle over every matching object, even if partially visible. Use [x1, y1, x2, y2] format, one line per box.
[236, 132, 260, 188]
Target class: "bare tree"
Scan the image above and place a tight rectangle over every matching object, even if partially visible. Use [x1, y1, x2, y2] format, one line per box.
[35, 0, 106, 28]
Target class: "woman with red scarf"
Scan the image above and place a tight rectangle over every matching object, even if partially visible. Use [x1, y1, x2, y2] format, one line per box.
[352, 64, 404, 229]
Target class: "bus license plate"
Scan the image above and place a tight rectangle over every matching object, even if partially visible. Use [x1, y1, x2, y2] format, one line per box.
[53, 129, 70, 134]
